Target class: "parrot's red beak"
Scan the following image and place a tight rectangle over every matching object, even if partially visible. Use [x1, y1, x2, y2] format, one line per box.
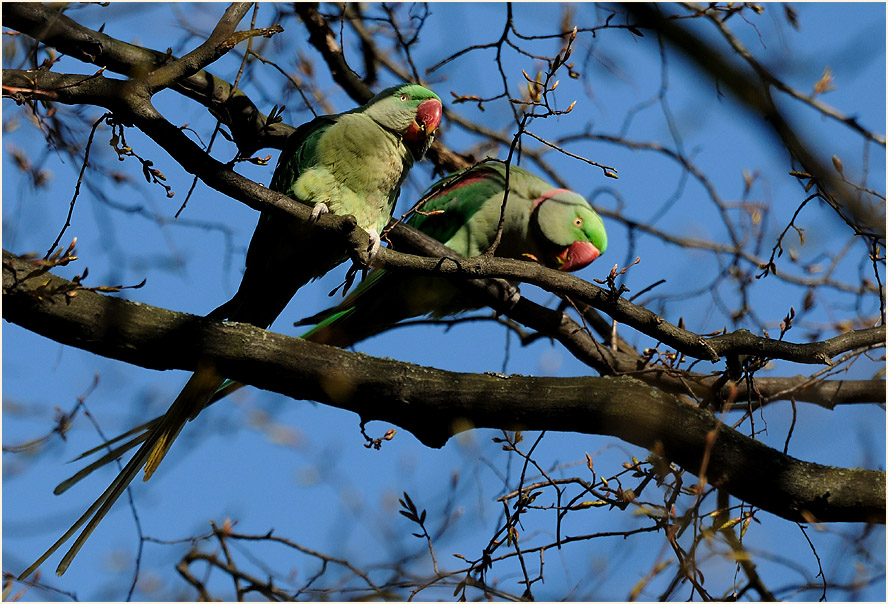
[405, 98, 442, 142]
[555, 241, 601, 272]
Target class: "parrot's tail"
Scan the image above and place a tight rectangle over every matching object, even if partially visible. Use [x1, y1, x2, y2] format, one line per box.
[53, 419, 156, 495]
[142, 366, 223, 480]
[19, 366, 224, 580]
[299, 307, 359, 347]
[53, 378, 243, 495]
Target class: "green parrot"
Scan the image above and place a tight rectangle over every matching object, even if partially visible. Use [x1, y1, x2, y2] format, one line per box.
[19, 83, 442, 580]
[297, 159, 608, 347]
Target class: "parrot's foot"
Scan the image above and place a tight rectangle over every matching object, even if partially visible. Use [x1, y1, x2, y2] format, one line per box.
[502, 281, 521, 309]
[310, 202, 330, 221]
[365, 228, 381, 264]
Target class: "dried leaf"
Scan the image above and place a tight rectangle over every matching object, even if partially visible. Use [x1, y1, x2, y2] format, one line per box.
[813, 66, 836, 95]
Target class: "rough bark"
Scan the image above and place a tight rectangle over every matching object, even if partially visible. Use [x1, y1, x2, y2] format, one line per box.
[4, 250, 885, 524]
[1, 1, 293, 154]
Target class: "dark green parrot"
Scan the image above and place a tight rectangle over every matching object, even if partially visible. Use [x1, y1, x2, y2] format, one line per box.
[298, 159, 608, 347]
[19, 83, 442, 580]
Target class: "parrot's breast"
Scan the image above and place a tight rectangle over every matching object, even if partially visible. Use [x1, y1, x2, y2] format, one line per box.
[302, 113, 412, 233]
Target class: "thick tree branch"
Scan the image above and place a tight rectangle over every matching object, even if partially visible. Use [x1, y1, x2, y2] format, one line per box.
[3, 68, 132, 112]
[1, 1, 292, 154]
[727, 376, 887, 411]
[141, 3, 268, 94]
[3, 249, 884, 524]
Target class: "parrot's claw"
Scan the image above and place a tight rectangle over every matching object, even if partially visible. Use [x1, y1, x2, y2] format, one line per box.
[310, 202, 330, 222]
[365, 228, 381, 264]
[502, 282, 521, 310]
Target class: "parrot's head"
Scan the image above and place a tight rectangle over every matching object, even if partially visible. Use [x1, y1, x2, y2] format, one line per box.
[366, 84, 442, 159]
[533, 189, 607, 272]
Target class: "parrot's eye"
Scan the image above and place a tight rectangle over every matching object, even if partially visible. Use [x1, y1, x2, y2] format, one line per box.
[573, 216, 583, 228]
[399, 93, 409, 101]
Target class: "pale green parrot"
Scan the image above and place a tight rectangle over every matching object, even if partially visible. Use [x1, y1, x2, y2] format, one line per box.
[19, 83, 442, 580]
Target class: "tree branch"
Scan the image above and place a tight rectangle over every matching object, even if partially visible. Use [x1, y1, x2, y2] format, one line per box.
[626, 3, 886, 244]
[141, 3, 266, 94]
[727, 376, 887, 411]
[1, 1, 292, 155]
[3, 249, 884, 524]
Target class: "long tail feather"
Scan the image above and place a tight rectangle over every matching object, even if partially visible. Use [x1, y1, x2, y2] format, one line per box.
[68, 418, 157, 463]
[52, 375, 241, 497]
[18, 433, 155, 579]
[20, 365, 224, 579]
[55, 429, 151, 495]
[142, 367, 223, 480]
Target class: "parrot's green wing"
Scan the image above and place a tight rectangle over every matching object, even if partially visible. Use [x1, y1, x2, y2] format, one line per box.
[210, 85, 442, 327]
[207, 116, 343, 327]
[408, 163, 509, 244]
[269, 115, 337, 195]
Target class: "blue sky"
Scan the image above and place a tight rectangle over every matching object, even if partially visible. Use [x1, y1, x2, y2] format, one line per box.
[3, 3, 885, 600]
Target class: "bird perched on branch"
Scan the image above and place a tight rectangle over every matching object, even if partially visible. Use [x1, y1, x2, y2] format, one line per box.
[20, 82, 442, 579]
[296, 159, 608, 347]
